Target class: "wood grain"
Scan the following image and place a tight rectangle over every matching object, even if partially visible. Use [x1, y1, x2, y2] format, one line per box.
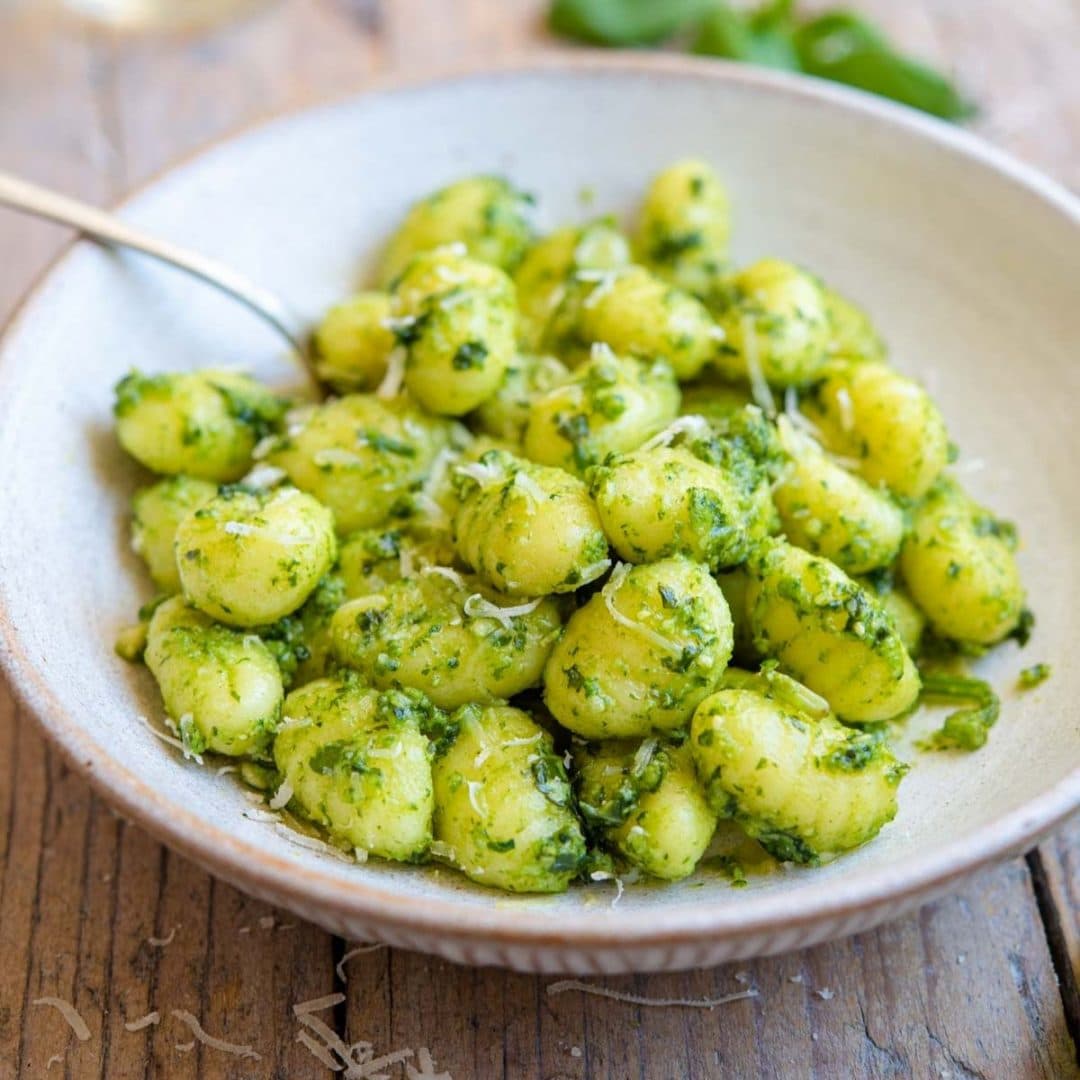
[0, 1, 1077, 1077]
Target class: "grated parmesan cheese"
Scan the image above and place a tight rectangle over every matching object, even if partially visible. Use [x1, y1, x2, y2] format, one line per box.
[512, 469, 546, 504]
[412, 493, 450, 532]
[639, 414, 712, 452]
[835, 387, 855, 433]
[269, 778, 294, 811]
[375, 346, 407, 400]
[407, 1048, 453, 1079]
[273, 823, 355, 863]
[147, 926, 178, 948]
[422, 565, 466, 589]
[581, 270, 618, 309]
[545, 981, 757, 1009]
[741, 314, 776, 416]
[171, 1010, 261, 1059]
[421, 446, 459, 503]
[632, 737, 659, 777]
[463, 593, 542, 629]
[601, 564, 682, 656]
[578, 559, 613, 586]
[32, 997, 91, 1041]
[335, 943, 386, 983]
[428, 840, 457, 863]
[454, 459, 505, 487]
[293, 994, 417, 1079]
[124, 1011, 161, 1032]
[139, 714, 201, 765]
[296, 1029, 342, 1070]
[588, 871, 626, 907]
[241, 463, 287, 490]
[500, 733, 542, 750]
[466, 780, 488, 818]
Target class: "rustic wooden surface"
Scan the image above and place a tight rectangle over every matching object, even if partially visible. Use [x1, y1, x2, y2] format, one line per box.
[1, 1, 1078, 1076]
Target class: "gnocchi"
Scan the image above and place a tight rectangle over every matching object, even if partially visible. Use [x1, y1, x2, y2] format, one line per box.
[112, 163, 1031, 895]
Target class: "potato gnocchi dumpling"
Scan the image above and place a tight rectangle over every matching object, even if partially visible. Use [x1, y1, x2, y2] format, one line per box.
[772, 417, 904, 575]
[824, 287, 887, 364]
[390, 248, 517, 416]
[175, 484, 337, 628]
[266, 394, 459, 534]
[115, 163, 1031, 896]
[899, 477, 1025, 646]
[331, 569, 563, 709]
[746, 539, 920, 722]
[523, 347, 679, 474]
[312, 292, 396, 392]
[514, 220, 631, 349]
[145, 596, 283, 758]
[636, 158, 730, 298]
[589, 443, 753, 569]
[692, 683, 906, 863]
[544, 558, 733, 739]
[379, 175, 534, 286]
[131, 475, 218, 593]
[575, 739, 716, 880]
[337, 528, 405, 599]
[712, 258, 831, 387]
[472, 354, 570, 445]
[545, 264, 720, 380]
[274, 678, 436, 861]
[857, 571, 926, 659]
[114, 369, 287, 482]
[452, 448, 610, 596]
[433, 704, 586, 892]
[801, 361, 949, 500]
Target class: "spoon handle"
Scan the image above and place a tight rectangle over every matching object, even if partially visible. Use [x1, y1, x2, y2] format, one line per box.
[0, 169, 313, 375]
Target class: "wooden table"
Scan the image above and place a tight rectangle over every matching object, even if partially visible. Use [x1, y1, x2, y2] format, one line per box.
[1, 1, 1078, 1076]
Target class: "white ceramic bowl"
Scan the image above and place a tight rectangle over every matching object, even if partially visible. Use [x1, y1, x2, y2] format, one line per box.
[2, 56, 1078, 974]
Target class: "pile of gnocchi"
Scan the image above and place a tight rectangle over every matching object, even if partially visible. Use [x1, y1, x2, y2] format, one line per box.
[112, 161, 1030, 894]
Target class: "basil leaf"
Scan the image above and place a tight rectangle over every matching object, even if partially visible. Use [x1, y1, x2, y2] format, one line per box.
[794, 12, 975, 121]
[692, 1, 801, 70]
[549, 0, 716, 46]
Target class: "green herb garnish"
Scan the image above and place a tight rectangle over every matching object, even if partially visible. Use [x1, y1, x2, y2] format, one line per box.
[548, 0, 974, 122]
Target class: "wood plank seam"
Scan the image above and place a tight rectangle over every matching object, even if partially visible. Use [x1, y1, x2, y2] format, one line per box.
[1027, 847, 1080, 1069]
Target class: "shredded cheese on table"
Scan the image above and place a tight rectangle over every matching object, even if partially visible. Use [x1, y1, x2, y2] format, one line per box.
[32, 997, 91, 1041]
[335, 943, 386, 983]
[146, 926, 178, 948]
[171, 1010, 261, 1059]
[545, 981, 758, 1009]
[124, 1011, 161, 1032]
[293, 995, 417, 1079]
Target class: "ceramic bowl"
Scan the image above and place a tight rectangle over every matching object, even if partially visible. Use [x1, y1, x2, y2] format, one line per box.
[2, 56, 1078, 974]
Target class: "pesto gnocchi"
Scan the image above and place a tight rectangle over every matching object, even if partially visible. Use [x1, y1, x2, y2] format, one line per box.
[112, 163, 1032, 896]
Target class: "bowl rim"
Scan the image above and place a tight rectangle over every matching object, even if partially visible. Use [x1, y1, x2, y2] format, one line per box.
[2, 51, 1079, 951]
